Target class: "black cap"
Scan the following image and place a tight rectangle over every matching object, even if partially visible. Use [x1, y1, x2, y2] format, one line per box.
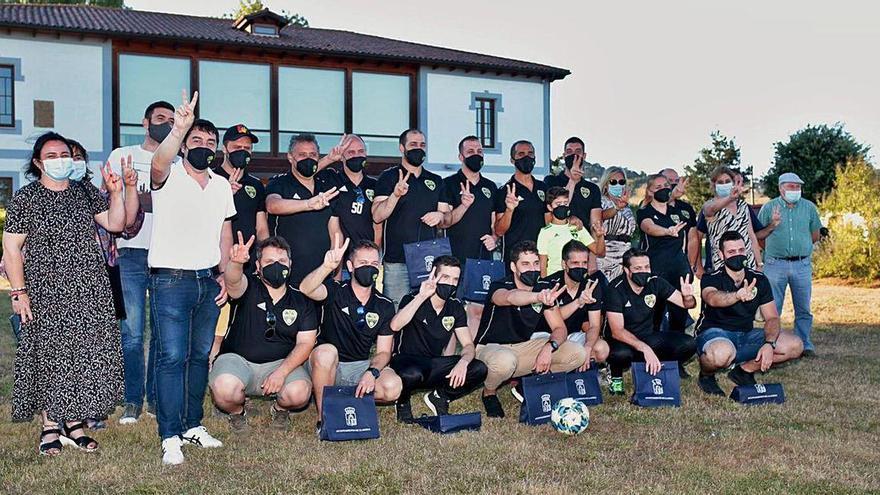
[222, 124, 259, 144]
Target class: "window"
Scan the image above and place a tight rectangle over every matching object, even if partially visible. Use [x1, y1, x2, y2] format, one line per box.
[251, 24, 279, 36]
[199, 61, 271, 152]
[475, 97, 495, 148]
[0, 65, 13, 127]
[352, 72, 410, 156]
[118, 54, 190, 146]
[278, 66, 345, 153]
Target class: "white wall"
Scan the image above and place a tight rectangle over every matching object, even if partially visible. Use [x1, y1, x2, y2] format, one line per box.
[419, 67, 549, 185]
[0, 33, 110, 190]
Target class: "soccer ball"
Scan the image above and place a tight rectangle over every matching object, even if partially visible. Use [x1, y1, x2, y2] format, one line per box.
[550, 397, 590, 435]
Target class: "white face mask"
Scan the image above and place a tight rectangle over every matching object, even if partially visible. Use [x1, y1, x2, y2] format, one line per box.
[783, 190, 801, 203]
[70, 160, 87, 181]
[715, 182, 733, 198]
[42, 157, 74, 181]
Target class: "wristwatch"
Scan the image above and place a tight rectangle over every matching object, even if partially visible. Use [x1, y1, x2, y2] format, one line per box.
[548, 340, 560, 352]
[763, 340, 777, 350]
[367, 367, 381, 379]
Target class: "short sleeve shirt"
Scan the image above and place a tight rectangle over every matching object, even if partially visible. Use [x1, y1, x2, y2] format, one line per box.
[494, 176, 548, 263]
[636, 203, 686, 261]
[475, 276, 556, 345]
[758, 197, 822, 259]
[604, 274, 676, 339]
[214, 166, 266, 256]
[536, 270, 604, 335]
[536, 223, 595, 275]
[441, 170, 498, 262]
[697, 268, 774, 333]
[329, 170, 378, 246]
[544, 174, 602, 225]
[394, 292, 468, 357]
[316, 280, 396, 362]
[374, 166, 446, 263]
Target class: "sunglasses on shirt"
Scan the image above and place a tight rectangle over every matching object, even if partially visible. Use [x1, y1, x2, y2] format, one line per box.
[264, 310, 277, 339]
[354, 305, 366, 331]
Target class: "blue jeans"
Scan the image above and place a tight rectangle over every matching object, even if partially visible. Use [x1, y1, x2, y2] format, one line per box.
[118, 248, 156, 408]
[697, 327, 766, 364]
[382, 262, 410, 309]
[764, 256, 814, 351]
[150, 270, 221, 439]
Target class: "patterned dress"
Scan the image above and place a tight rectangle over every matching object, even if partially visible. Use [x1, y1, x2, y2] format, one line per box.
[705, 198, 755, 271]
[6, 181, 123, 422]
[598, 195, 636, 281]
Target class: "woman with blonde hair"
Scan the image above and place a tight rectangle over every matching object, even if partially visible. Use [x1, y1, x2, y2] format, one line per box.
[597, 167, 635, 280]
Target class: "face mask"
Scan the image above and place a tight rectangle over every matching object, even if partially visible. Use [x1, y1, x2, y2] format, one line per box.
[567, 267, 588, 283]
[630, 271, 651, 287]
[42, 157, 74, 181]
[564, 154, 577, 169]
[228, 149, 251, 169]
[518, 270, 540, 287]
[260, 261, 290, 289]
[345, 156, 367, 173]
[715, 182, 733, 198]
[148, 122, 172, 143]
[405, 148, 426, 167]
[435, 283, 457, 301]
[352, 265, 379, 288]
[608, 184, 625, 197]
[295, 158, 318, 178]
[653, 187, 672, 203]
[463, 154, 484, 173]
[552, 205, 570, 221]
[724, 254, 747, 272]
[70, 160, 87, 181]
[783, 190, 801, 203]
[186, 147, 215, 171]
[514, 156, 536, 174]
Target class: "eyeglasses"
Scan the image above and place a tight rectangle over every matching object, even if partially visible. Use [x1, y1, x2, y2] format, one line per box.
[608, 179, 627, 186]
[264, 310, 277, 339]
[354, 306, 366, 331]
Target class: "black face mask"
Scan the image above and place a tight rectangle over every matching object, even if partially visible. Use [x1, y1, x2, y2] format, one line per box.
[630, 271, 651, 287]
[352, 265, 379, 288]
[653, 188, 672, 203]
[564, 154, 577, 169]
[463, 154, 484, 173]
[567, 267, 588, 283]
[514, 156, 536, 174]
[725, 254, 747, 272]
[518, 270, 540, 287]
[186, 147, 215, 171]
[345, 156, 367, 173]
[552, 205, 570, 221]
[260, 261, 290, 289]
[435, 283, 457, 301]
[405, 148, 426, 167]
[148, 122, 173, 143]
[228, 149, 251, 169]
[296, 158, 318, 178]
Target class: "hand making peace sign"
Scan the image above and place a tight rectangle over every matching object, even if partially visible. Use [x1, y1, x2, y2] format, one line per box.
[230, 231, 256, 265]
[323, 233, 351, 270]
[459, 180, 475, 208]
[173, 89, 199, 134]
[393, 168, 411, 198]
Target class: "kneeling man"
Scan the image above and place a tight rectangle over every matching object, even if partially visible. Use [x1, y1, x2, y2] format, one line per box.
[389, 256, 488, 421]
[696, 230, 803, 395]
[210, 235, 316, 431]
[299, 237, 402, 431]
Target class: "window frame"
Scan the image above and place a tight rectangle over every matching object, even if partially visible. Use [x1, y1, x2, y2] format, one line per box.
[469, 91, 503, 155]
[0, 64, 15, 128]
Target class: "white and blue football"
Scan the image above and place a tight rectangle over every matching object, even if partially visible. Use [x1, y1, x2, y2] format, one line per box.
[550, 397, 590, 435]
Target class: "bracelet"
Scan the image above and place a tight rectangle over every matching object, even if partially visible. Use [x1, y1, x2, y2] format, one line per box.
[9, 286, 26, 292]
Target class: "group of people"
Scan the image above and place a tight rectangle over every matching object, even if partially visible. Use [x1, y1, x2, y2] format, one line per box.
[4, 90, 821, 465]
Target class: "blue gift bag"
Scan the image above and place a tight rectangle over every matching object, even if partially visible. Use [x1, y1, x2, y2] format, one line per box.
[403, 227, 452, 288]
[460, 255, 505, 303]
[566, 367, 603, 406]
[412, 412, 481, 434]
[319, 386, 380, 441]
[630, 361, 681, 407]
[730, 383, 785, 405]
[518, 372, 571, 425]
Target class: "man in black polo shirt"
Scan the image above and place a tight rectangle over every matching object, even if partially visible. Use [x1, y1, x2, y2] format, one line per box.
[266, 133, 341, 285]
[439, 135, 499, 338]
[299, 237, 402, 431]
[327, 134, 381, 258]
[605, 248, 697, 395]
[535, 240, 609, 367]
[389, 256, 488, 421]
[474, 240, 587, 417]
[209, 235, 317, 431]
[695, 231, 803, 396]
[544, 136, 603, 230]
[494, 140, 548, 267]
[372, 128, 450, 307]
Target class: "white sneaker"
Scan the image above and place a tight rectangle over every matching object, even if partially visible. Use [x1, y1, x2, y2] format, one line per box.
[161, 436, 185, 465]
[181, 425, 223, 448]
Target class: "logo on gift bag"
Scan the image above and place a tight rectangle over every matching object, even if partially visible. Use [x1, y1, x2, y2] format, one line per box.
[424, 256, 435, 272]
[575, 379, 586, 395]
[344, 406, 357, 427]
[652, 378, 664, 395]
[755, 383, 766, 394]
[482, 275, 492, 291]
[644, 294, 656, 308]
[541, 394, 552, 413]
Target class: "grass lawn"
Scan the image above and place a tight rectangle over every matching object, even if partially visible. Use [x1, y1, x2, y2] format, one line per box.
[0, 283, 878, 494]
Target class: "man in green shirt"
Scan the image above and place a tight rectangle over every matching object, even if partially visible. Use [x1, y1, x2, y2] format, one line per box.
[758, 173, 822, 357]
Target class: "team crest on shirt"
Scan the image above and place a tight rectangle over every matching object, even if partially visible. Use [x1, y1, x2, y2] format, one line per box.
[424, 179, 436, 191]
[441, 316, 455, 331]
[531, 302, 543, 313]
[751, 286, 758, 298]
[282, 309, 298, 325]
[644, 294, 656, 308]
[481, 187, 492, 199]
[670, 214, 681, 224]
[580, 186, 590, 198]
[365, 189, 374, 201]
[681, 210, 691, 220]
[244, 185, 256, 199]
[537, 190, 545, 201]
[365, 312, 379, 329]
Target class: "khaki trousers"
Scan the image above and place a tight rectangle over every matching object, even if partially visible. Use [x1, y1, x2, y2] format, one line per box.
[476, 338, 587, 390]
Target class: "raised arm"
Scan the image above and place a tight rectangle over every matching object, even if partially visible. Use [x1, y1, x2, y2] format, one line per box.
[372, 169, 410, 223]
[224, 231, 255, 300]
[441, 181, 474, 229]
[493, 183, 520, 236]
[265, 187, 339, 216]
[666, 275, 697, 309]
[152, 90, 197, 187]
[299, 233, 349, 302]
[94, 162, 126, 233]
[390, 272, 436, 331]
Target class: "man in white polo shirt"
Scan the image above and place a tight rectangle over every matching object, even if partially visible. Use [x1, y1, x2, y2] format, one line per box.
[149, 91, 235, 465]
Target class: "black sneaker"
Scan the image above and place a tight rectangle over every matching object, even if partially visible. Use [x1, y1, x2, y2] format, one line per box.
[727, 365, 757, 386]
[482, 394, 505, 418]
[802, 349, 816, 358]
[395, 401, 413, 423]
[698, 373, 726, 396]
[423, 390, 450, 416]
[679, 363, 691, 379]
[315, 420, 322, 436]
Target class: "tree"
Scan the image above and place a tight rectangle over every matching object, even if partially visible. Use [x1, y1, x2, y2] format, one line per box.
[223, 0, 309, 28]
[0, 0, 126, 5]
[763, 123, 870, 201]
[683, 130, 741, 207]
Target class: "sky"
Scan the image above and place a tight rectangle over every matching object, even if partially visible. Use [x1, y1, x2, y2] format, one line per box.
[127, 0, 880, 176]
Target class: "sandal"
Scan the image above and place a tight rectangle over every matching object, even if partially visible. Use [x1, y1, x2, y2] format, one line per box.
[39, 426, 63, 456]
[59, 421, 99, 452]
